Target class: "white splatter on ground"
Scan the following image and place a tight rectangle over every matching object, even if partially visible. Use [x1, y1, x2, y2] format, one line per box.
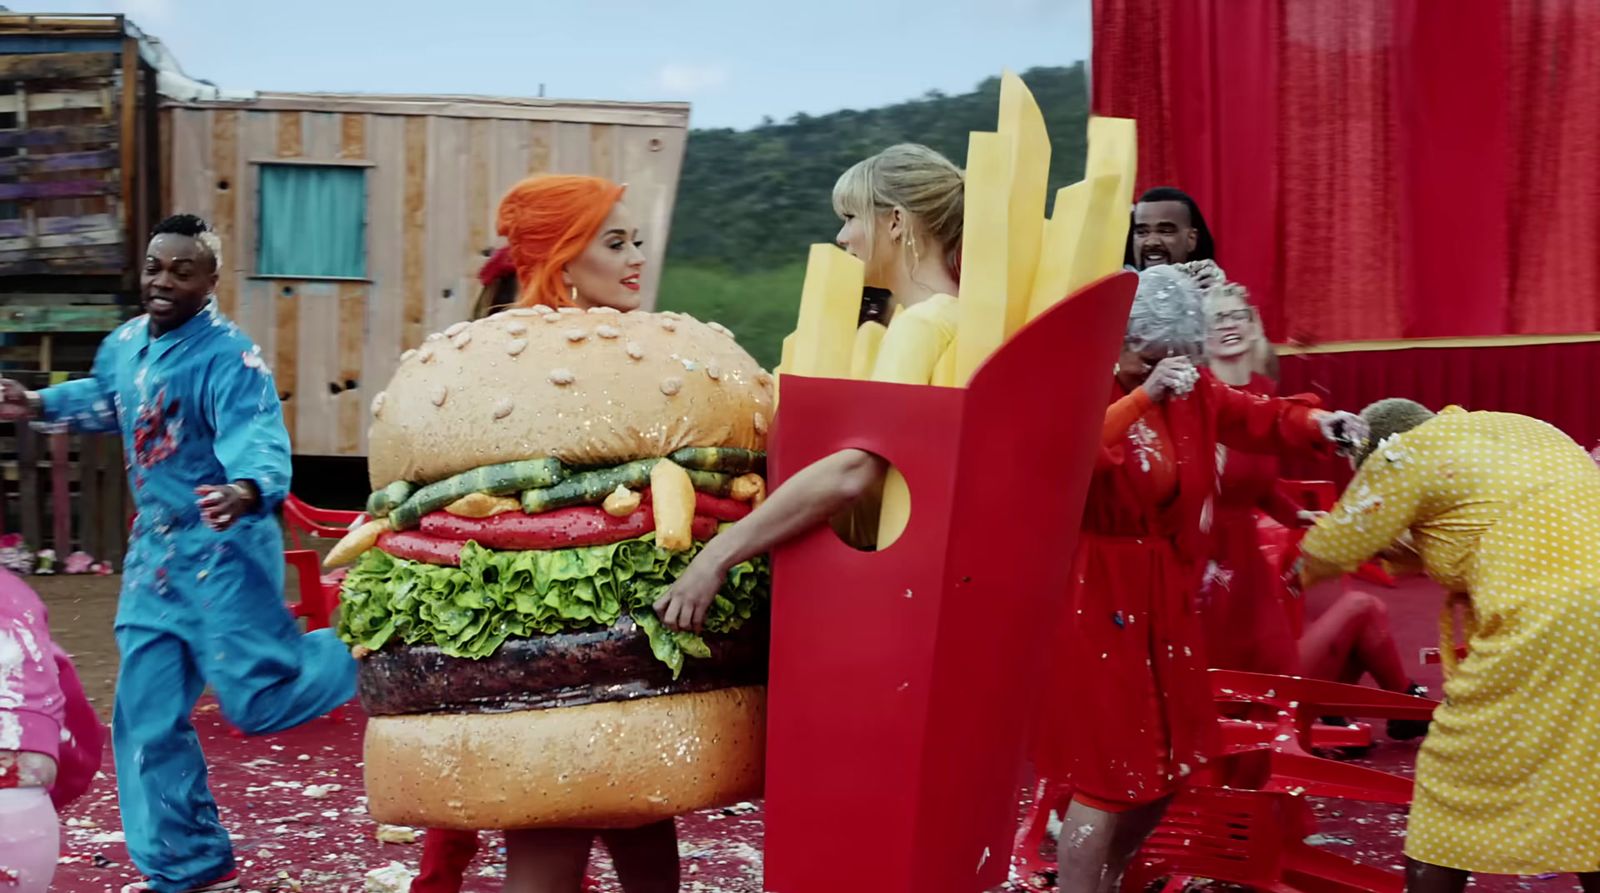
[51, 698, 771, 892]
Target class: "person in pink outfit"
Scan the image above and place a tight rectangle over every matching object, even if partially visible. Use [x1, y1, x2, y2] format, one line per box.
[0, 568, 107, 893]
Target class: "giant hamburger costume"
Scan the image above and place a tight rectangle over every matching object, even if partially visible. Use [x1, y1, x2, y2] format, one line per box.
[327, 306, 774, 830]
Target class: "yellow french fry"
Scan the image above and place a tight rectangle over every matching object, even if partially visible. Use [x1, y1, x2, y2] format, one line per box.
[1086, 115, 1138, 205]
[778, 331, 796, 372]
[1064, 173, 1126, 296]
[997, 71, 1050, 339]
[849, 321, 887, 379]
[789, 244, 864, 379]
[772, 331, 797, 404]
[1082, 116, 1138, 283]
[1026, 182, 1089, 319]
[955, 130, 1014, 385]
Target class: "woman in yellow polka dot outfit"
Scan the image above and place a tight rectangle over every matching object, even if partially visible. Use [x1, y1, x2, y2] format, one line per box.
[1299, 399, 1600, 893]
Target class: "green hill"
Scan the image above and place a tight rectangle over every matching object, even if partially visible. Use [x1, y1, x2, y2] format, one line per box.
[656, 63, 1089, 367]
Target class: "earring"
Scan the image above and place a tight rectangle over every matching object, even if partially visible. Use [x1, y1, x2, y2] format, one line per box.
[569, 284, 578, 304]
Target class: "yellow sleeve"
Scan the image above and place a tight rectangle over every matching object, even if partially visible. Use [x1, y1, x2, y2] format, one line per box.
[870, 295, 958, 386]
[1300, 439, 1425, 576]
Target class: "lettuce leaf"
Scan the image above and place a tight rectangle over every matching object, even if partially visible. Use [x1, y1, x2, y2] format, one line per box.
[336, 531, 768, 677]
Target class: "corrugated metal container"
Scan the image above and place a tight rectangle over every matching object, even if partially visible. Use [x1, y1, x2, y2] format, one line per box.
[162, 92, 690, 457]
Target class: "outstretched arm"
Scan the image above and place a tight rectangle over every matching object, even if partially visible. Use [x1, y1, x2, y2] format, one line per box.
[1208, 374, 1367, 459]
[655, 448, 888, 631]
[1, 336, 122, 433]
[1298, 447, 1424, 588]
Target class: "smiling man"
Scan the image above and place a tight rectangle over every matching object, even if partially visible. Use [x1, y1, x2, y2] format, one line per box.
[1124, 186, 1216, 270]
[0, 214, 356, 893]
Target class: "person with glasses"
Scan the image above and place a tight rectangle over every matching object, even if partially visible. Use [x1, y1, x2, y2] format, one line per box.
[1201, 283, 1428, 738]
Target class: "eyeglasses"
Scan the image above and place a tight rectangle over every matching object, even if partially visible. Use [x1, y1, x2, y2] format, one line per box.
[1210, 308, 1255, 325]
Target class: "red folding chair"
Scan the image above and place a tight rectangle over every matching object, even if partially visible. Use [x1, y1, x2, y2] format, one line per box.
[1120, 786, 1404, 893]
[283, 548, 343, 631]
[1213, 670, 1436, 758]
[1013, 673, 1433, 887]
[283, 493, 364, 550]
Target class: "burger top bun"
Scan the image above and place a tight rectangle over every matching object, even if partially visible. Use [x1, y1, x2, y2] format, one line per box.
[367, 308, 775, 488]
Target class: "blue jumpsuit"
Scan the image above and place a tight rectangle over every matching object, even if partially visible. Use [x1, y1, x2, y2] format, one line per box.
[41, 301, 356, 891]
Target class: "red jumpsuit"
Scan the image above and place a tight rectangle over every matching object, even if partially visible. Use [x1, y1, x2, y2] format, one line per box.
[1036, 370, 1326, 809]
[1200, 374, 1307, 676]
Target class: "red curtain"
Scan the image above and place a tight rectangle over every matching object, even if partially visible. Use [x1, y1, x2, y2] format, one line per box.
[1507, 0, 1600, 334]
[1277, 340, 1600, 482]
[1092, 0, 1600, 343]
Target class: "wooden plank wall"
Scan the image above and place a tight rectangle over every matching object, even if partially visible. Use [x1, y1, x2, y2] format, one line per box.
[0, 50, 125, 278]
[163, 105, 688, 459]
[0, 425, 130, 565]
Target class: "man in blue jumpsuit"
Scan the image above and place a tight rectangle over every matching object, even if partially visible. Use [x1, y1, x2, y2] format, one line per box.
[0, 214, 357, 892]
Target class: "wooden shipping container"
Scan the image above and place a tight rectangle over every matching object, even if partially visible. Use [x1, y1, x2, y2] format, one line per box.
[0, 13, 162, 371]
[163, 92, 690, 458]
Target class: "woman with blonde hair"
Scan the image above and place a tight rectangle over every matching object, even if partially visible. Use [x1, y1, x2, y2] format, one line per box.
[1202, 282, 1426, 738]
[411, 173, 670, 893]
[652, 143, 966, 629]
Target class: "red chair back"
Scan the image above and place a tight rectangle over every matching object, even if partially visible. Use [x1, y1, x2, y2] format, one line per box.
[282, 494, 364, 550]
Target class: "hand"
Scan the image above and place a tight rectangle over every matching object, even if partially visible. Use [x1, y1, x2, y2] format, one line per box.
[653, 552, 725, 632]
[1143, 357, 1199, 402]
[0, 378, 36, 422]
[196, 482, 260, 532]
[1317, 411, 1369, 455]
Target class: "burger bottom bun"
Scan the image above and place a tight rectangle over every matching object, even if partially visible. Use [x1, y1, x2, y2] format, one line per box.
[363, 686, 766, 830]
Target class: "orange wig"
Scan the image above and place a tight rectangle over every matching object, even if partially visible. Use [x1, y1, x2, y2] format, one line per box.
[495, 174, 627, 308]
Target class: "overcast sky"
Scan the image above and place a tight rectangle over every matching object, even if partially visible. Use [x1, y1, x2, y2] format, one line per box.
[14, 0, 1091, 129]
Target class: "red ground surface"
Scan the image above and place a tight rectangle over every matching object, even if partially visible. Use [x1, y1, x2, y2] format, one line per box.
[36, 574, 1590, 892]
[52, 701, 765, 892]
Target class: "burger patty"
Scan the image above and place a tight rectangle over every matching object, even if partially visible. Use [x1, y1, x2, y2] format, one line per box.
[358, 613, 769, 716]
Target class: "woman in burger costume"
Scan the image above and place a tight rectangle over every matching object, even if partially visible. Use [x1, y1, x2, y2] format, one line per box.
[411, 174, 675, 893]
[652, 142, 965, 629]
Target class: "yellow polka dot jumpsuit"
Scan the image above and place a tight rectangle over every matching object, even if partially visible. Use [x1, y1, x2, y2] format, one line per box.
[1301, 407, 1600, 874]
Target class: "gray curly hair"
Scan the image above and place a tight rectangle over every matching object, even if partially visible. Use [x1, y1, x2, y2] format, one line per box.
[1355, 398, 1436, 467]
[1126, 265, 1206, 357]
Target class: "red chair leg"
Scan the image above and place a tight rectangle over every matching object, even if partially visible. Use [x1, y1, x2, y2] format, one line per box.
[1263, 751, 1414, 805]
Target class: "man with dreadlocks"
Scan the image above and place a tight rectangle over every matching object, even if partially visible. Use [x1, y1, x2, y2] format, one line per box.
[1124, 187, 1279, 383]
[0, 215, 356, 893]
[1299, 400, 1600, 893]
[1125, 186, 1216, 272]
